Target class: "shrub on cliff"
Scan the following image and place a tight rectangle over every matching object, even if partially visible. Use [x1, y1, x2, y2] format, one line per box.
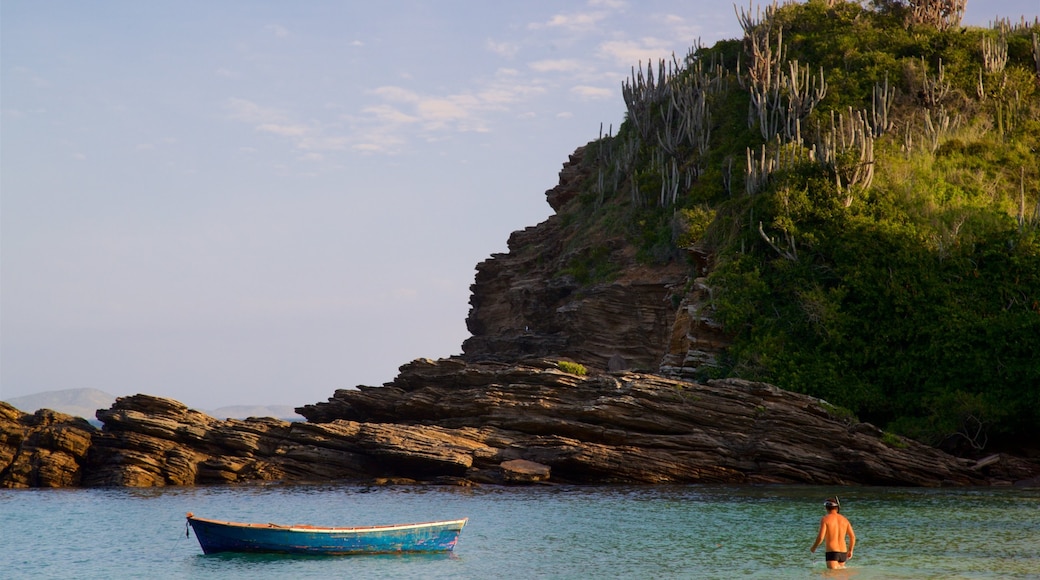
[557, 361, 589, 376]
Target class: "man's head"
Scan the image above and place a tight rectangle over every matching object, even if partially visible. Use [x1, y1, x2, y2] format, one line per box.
[824, 497, 840, 512]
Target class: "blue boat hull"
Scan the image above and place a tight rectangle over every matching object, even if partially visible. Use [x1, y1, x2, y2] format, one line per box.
[186, 513, 467, 555]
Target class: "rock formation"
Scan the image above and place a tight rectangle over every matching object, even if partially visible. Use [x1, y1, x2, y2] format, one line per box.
[0, 402, 97, 487]
[462, 147, 731, 384]
[462, 148, 692, 373]
[2, 150, 1038, 489]
[7, 359, 1036, 488]
[294, 357, 1008, 486]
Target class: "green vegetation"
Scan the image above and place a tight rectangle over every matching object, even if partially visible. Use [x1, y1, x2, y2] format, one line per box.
[820, 401, 859, 425]
[561, 245, 621, 285]
[557, 361, 589, 376]
[560, 0, 1040, 450]
[882, 432, 909, 449]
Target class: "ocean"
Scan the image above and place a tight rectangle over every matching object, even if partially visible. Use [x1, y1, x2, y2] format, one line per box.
[2, 483, 1038, 579]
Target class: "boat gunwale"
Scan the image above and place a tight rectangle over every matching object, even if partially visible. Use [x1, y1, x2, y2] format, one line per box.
[186, 513, 468, 534]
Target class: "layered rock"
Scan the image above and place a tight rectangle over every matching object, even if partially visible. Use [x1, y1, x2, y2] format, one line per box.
[0, 402, 97, 487]
[462, 147, 691, 373]
[659, 271, 731, 380]
[296, 358, 997, 487]
[3, 360, 1036, 487]
[83, 394, 377, 486]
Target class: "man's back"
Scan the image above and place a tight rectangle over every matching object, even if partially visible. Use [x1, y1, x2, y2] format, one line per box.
[819, 512, 852, 551]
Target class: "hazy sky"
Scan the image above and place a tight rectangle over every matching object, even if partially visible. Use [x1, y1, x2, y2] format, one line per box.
[3, 1, 1036, 410]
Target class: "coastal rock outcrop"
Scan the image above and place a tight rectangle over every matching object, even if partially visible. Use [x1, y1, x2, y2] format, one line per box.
[3, 359, 1036, 488]
[83, 394, 377, 486]
[294, 357, 993, 487]
[0, 402, 97, 487]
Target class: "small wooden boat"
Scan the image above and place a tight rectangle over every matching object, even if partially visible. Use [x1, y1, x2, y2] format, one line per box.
[186, 512, 467, 555]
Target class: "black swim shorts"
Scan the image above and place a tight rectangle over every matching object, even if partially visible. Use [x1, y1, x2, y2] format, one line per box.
[825, 551, 847, 563]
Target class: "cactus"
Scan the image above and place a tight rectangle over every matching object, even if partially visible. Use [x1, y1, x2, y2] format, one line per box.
[921, 57, 950, 108]
[922, 106, 952, 152]
[758, 220, 798, 261]
[815, 108, 875, 207]
[870, 73, 894, 137]
[982, 20, 1009, 74]
[905, 0, 966, 31]
[1032, 32, 1040, 76]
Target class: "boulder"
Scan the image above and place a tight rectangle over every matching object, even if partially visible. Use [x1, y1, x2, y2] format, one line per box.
[501, 459, 551, 483]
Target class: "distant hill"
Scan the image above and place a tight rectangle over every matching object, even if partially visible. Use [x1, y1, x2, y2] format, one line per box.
[4, 388, 116, 420]
[3, 389, 302, 421]
[210, 405, 302, 421]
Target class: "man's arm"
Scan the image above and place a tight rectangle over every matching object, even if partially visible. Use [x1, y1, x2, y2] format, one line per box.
[810, 519, 827, 552]
[846, 521, 856, 557]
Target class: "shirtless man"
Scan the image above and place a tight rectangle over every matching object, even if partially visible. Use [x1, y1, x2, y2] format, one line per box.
[810, 497, 856, 569]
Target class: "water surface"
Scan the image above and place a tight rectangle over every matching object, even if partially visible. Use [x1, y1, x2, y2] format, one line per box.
[2, 484, 1037, 579]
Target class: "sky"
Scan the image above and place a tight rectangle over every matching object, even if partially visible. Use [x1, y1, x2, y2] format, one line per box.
[3, 1, 1037, 410]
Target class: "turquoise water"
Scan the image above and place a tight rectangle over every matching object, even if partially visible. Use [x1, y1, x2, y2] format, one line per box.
[2, 484, 1038, 579]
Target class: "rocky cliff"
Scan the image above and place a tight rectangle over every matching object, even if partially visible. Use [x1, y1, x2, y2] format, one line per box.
[462, 147, 721, 378]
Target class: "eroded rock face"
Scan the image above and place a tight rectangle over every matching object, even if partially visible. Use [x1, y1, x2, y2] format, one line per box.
[462, 147, 689, 372]
[0, 402, 97, 488]
[84, 394, 376, 486]
[659, 273, 731, 380]
[295, 358, 994, 487]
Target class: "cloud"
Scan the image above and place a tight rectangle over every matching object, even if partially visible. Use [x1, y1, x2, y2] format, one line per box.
[266, 24, 290, 38]
[570, 85, 613, 99]
[348, 79, 545, 152]
[225, 97, 347, 155]
[297, 135, 349, 151]
[531, 10, 609, 32]
[480, 72, 548, 106]
[598, 38, 676, 67]
[256, 123, 310, 137]
[529, 59, 583, 73]
[227, 97, 287, 125]
[371, 86, 421, 104]
[528, 0, 630, 32]
[487, 39, 519, 58]
[362, 104, 419, 125]
[660, 14, 705, 45]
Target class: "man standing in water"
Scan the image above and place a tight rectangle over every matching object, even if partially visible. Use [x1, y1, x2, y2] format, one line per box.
[810, 497, 856, 569]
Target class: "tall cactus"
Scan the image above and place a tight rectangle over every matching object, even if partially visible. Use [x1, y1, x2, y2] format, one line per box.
[906, 0, 966, 31]
[815, 108, 875, 207]
[921, 57, 951, 108]
[1032, 32, 1040, 76]
[870, 73, 895, 137]
[982, 20, 1009, 74]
